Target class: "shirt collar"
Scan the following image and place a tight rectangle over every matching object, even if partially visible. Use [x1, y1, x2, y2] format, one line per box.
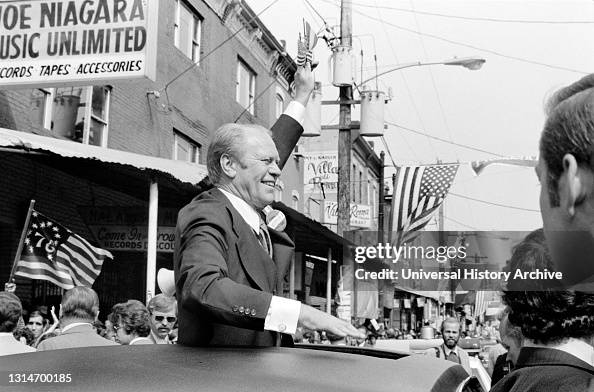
[150, 330, 170, 344]
[61, 322, 93, 333]
[443, 344, 459, 356]
[219, 188, 262, 232]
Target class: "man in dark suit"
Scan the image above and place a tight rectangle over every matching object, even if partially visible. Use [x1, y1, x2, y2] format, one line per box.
[174, 71, 364, 345]
[37, 287, 117, 350]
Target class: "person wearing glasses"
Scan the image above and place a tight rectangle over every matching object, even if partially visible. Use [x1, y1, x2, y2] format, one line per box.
[147, 294, 177, 344]
[109, 300, 153, 345]
[37, 287, 117, 351]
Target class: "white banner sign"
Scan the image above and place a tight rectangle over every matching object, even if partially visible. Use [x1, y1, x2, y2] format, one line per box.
[322, 201, 372, 228]
[0, 0, 159, 88]
[303, 151, 338, 192]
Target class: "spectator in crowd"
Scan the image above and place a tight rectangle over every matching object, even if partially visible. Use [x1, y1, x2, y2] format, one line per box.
[104, 314, 116, 342]
[536, 74, 594, 288]
[0, 291, 36, 356]
[13, 325, 35, 346]
[32, 306, 59, 348]
[491, 309, 524, 385]
[425, 317, 471, 375]
[26, 310, 47, 344]
[147, 294, 177, 344]
[109, 300, 153, 345]
[37, 287, 117, 351]
[492, 228, 594, 391]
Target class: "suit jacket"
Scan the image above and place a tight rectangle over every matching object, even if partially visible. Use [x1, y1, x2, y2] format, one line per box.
[491, 353, 513, 385]
[0, 333, 36, 356]
[490, 347, 594, 392]
[174, 187, 294, 347]
[36, 324, 118, 351]
[425, 344, 471, 375]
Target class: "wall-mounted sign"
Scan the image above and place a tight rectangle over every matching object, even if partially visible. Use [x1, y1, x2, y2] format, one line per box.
[0, 0, 159, 88]
[303, 151, 338, 193]
[78, 206, 177, 253]
[321, 201, 371, 228]
[87, 225, 175, 253]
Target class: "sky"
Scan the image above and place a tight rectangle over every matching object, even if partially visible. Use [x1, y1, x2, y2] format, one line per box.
[246, 0, 594, 232]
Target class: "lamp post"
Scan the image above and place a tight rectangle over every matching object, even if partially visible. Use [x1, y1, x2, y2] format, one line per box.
[358, 57, 486, 87]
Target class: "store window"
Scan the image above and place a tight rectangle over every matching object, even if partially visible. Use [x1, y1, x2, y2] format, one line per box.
[275, 93, 284, 119]
[236, 59, 256, 115]
[174, 0, 202, 63]
[173, 131, 200, 163]
[32, 86, 110, 146]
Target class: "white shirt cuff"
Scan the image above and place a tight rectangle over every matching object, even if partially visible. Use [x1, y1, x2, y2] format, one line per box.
[264, 296, 301, 335]
[283, 101, 306, 127]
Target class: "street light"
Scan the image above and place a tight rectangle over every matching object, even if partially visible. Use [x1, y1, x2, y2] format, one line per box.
[359, 56, 486, 87]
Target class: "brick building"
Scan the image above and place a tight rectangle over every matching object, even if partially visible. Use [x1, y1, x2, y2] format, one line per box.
[0, 0, 301, 312]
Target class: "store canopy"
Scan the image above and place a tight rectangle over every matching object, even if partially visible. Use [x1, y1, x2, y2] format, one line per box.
[273, 201, 353, 262]
[0, 128, 207, 205]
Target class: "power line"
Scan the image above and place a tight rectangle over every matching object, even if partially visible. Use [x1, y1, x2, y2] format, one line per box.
[234, 78, 277, 122]
[386, 121, 505, 157]
[449, 192, 540, 212]
[345, 0, 594, 24]
[318, 0, 590, 75]
[443, 215, 481, 231]
[162, 0, 281, 92]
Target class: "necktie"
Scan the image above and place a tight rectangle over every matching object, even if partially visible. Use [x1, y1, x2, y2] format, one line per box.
[257, 219, 273, 258]
[446, 350, 460, 364]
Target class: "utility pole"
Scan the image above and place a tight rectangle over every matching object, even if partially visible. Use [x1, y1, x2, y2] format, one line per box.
[337, 0, 352, 237]
[378, 151, 385, 243]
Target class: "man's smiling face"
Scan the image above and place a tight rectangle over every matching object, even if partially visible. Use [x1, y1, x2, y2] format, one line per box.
[231, 128, 281, 210]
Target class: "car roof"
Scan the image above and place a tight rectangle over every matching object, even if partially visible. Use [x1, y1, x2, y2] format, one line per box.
[0, 345, 470, 392]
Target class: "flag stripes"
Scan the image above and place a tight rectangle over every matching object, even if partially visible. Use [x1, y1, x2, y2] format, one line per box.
[392, 165, 459, 245]
[15, 209, 112, 290]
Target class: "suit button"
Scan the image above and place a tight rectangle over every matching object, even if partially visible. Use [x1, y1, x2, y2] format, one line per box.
[251, 309, 256, 316]
[232, 306, 238, 312]
[239, 306, 244, 313]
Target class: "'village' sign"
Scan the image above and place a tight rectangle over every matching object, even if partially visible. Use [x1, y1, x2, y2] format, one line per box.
[0, 0, 159, 88]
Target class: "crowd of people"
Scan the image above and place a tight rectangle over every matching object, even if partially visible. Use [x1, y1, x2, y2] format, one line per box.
[0, 288, 179, 355]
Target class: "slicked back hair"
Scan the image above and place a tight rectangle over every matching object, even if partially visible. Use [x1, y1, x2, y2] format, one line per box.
[206, 123, 272, 185]
[541, 74, 594, 206]
[60, 286, 99, 321]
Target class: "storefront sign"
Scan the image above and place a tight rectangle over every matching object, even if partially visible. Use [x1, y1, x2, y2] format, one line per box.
[0, 0, 159, 88]
[303, 151, 338, 193]
[78, 206, 177, 253]
[321, 201, 371, 228]
[88, 225, 175, 253]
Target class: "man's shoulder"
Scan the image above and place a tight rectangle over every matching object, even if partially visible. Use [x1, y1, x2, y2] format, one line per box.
[38, 330, 118, 350]
[178, 189, 231, 226]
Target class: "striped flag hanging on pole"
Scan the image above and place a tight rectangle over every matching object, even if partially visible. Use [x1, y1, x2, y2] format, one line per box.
[391, 165, 459, 246]
[14, 210, 113, 290]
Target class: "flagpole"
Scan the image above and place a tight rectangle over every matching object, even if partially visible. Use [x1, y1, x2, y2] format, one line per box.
[7, 199, 36, 288]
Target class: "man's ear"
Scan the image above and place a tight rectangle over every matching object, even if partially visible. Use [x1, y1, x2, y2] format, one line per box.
[220, 153, 237, 179]
[560, 154, 587, 216]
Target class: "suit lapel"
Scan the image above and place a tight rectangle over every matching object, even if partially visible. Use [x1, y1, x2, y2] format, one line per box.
[210, 189, 276, 291]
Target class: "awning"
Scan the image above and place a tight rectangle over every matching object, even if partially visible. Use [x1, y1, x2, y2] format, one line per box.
[0, 127, 207, 184]
[273, 201, 352, 262]
[0, 128, 207, 205]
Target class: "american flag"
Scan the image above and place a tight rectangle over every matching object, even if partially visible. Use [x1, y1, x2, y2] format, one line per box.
[391, 165, 459, 245]
[15, 210, 113, 290]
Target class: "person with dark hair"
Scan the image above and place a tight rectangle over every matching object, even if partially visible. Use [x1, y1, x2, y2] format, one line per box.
[536, 74, 594, 288]
[424, 317, 471, 375]
[109, 300, 152, 345]
[26, 310, 48, 344]
[491, 228, 594, 391]
[147, 294, 177, 344]
[37, 287, 117, 351]
[0, 291, 35, 355]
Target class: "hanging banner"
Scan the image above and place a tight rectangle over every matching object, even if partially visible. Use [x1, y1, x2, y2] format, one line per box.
[0, 0, 159, 88]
